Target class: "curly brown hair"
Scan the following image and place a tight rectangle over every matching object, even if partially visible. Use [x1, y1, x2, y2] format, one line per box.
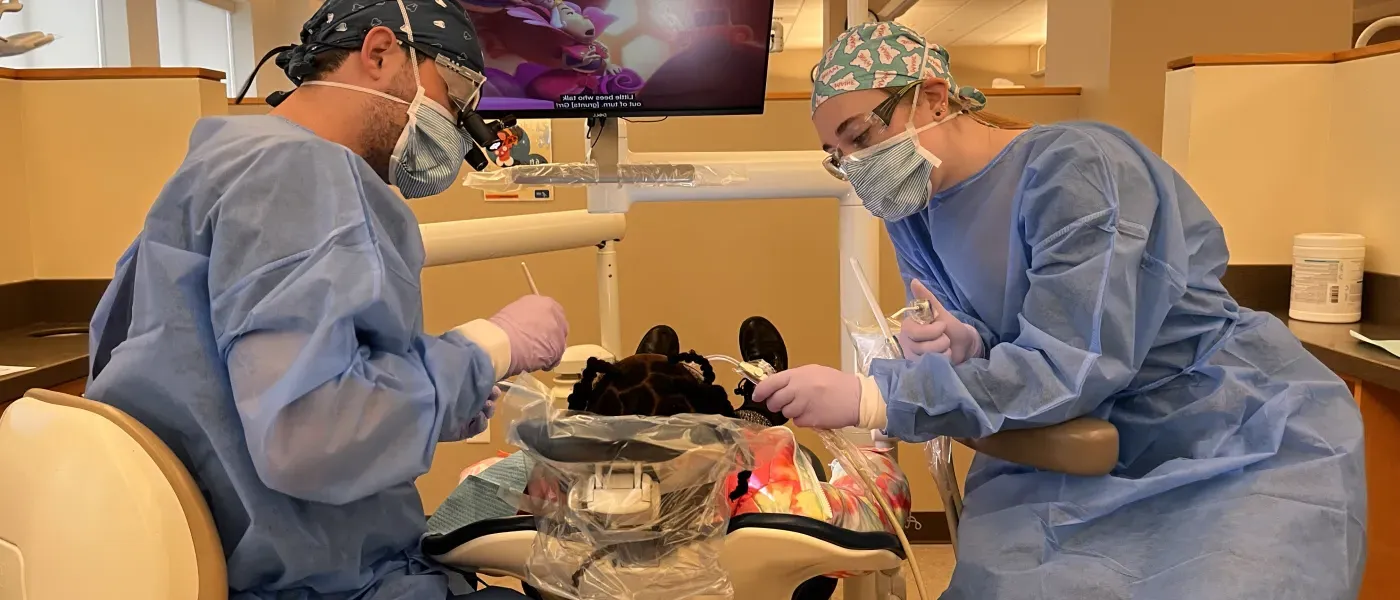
[566, 352, 736, 418]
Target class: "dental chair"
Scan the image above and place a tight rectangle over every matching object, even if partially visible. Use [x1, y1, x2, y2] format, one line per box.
[426, 415, 1119, 600]
[0, 389, 226, 600]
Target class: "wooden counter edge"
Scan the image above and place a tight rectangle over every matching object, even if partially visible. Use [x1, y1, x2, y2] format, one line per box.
[0, 67, 225, 82]
[1170, 40, 1400, 70]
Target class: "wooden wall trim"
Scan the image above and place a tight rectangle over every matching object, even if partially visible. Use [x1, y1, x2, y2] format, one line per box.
[233, 87, 1084, 106]
[0, 67, 225, 82]
[765, 91, 813, 101]
[1169, 39, 1400, 70]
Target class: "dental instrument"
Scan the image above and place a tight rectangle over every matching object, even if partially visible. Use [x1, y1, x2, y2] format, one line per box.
[704, 354, 775, 386]
[521, 262, 540, 295]
[849, 257, 904, 359]
[889, 299, 935, 325]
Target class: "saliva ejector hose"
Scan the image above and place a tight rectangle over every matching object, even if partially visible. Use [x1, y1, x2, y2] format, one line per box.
[742, 258, 934, 599]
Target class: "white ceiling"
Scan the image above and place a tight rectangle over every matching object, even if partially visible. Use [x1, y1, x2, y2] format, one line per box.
[777, 0, 1048, 50]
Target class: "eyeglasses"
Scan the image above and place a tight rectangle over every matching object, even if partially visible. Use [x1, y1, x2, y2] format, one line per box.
[822, 81, 922, 181]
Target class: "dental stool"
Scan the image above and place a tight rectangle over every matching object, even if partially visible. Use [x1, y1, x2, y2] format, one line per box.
[0, 389, 226, 600]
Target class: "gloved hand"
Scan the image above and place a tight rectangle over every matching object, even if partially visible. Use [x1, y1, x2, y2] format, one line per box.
[461, 386, 500, 439]
[489, 295, 568, 376]
[899, 280, 983, 364]
[754, 365, 881, 430]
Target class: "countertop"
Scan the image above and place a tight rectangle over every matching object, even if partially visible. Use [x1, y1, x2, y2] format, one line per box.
[0, 322, 90, 402]
[1271, 311, 1400, 392]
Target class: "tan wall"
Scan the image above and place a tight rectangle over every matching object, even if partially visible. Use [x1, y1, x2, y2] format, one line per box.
[125, 0, 162, 66]
[1330, 51, 1400, 275]
[945, 44, 1044, 89]
[767, 48, 824, 96]
[0, 77, 34, 284]
[1161, 64, 1342, 265]
[247, 0, 319, 96]
[1050, 0, 1351, 152]
[983, 92, 1080, 123]
[764, 45, 1048, 99]
[19, 77, 227, 279]
[1163, 51, 1400, 275]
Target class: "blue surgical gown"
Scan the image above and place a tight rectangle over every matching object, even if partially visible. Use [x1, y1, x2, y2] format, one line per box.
[872, 122, 1367, 599]
[86, 115, 501, 599]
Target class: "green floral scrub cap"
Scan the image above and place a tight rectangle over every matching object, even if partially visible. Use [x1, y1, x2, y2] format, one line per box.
[811, 21, 987, 115]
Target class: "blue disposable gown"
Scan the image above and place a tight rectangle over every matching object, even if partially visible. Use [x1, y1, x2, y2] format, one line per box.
[87, 116, 501, 599]
[872, 122, 1366, 599]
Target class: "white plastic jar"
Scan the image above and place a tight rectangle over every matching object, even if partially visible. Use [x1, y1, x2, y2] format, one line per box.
[1290, 233, 1366, 323]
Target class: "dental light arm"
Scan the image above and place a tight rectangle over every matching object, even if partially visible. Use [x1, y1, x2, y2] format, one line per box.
[419, 210, 625, 267]
[418, 210, 627, 356]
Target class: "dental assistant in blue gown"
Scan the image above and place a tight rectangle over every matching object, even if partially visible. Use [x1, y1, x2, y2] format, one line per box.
[756, 22, 1367, 599]
[86, 1, 559, 598]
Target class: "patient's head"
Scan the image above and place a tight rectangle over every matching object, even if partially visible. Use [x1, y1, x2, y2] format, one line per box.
[567, 352, 736, 418]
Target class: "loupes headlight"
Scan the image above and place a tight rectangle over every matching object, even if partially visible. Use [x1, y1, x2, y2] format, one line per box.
[432, 53, 484, 114]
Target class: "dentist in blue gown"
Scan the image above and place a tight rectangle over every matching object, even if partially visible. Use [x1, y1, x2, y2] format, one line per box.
[86, 1, 559, 598]
[757, 22, 1367, 599]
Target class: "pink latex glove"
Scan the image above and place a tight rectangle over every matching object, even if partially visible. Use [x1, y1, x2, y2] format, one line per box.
[489, 295, 569, 376]
[899, 280, 983, 365]
[754, 365, 862, 429]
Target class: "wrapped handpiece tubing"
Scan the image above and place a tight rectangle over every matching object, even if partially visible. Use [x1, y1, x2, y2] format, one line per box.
[816, 429, 933, 600]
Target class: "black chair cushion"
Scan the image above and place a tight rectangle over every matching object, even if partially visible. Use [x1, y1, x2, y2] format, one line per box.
[421, 515, 536, 557]
[727, 513, 905, 559]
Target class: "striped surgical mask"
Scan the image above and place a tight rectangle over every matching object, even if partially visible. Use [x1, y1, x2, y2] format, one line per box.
[842, 109, 957, 221]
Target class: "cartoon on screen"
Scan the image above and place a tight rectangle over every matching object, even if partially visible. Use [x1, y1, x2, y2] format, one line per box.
[458, 0, 772, 115]
[482, 119, 554, 201]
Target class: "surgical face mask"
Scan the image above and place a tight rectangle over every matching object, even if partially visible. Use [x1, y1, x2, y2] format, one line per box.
[303, 79, 469, 199]
[301, 0, 470, 199]
[389, 87, 471, 198]
[842, 108, 956, 221]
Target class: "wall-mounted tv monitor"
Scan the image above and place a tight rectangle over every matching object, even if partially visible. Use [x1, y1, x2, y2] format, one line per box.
[457, 0, 777, 119]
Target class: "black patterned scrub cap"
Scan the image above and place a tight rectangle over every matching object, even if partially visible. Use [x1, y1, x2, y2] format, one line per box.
[277, 0, 485, 85]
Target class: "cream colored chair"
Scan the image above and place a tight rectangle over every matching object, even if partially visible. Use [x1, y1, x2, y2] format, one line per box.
[0, 389, 226, 600]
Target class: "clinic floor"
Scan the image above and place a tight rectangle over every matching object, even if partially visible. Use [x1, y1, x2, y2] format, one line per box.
[480, 544, 957, 598]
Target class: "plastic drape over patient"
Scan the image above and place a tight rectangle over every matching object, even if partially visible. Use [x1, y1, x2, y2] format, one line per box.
[871, 122, 1366, 598]
[429, 352, 913, 585]
[86, 115, 500, 599]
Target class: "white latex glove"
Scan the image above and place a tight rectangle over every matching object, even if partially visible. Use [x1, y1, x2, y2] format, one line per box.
[755, 365, 887, 430]
[898, 280, 983, 365]
[0, 31, 55, 58]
